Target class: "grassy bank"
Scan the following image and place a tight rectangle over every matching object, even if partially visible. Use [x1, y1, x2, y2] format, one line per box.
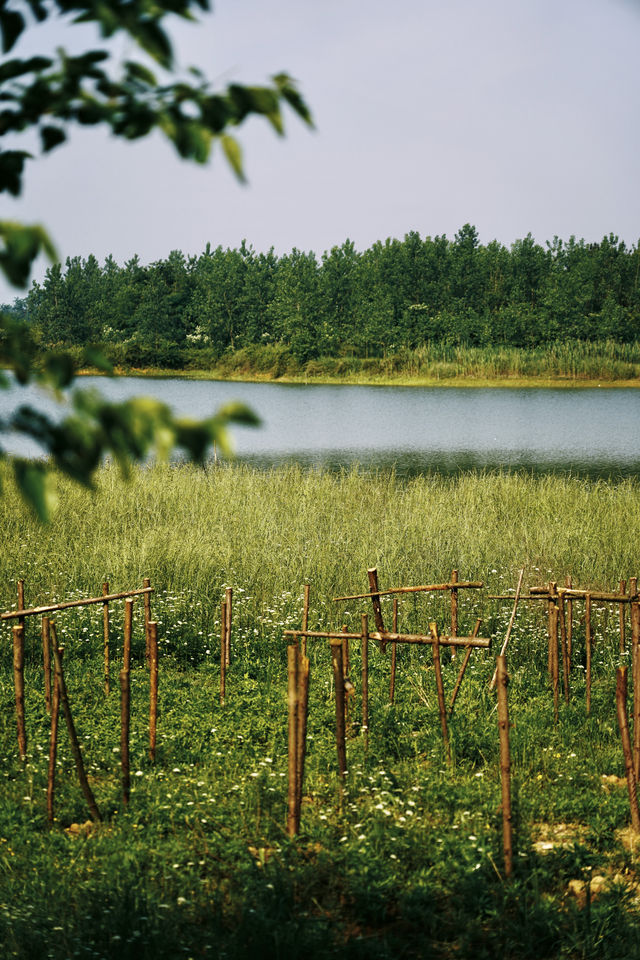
[2, 465, 640, 958]
[77, 340, 640, 387]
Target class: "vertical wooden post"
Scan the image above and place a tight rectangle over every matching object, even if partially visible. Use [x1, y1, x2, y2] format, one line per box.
[225, 586, 232, 668]
[342, 624, 350, 728]
[449, 619, 482, 718]
[51, 628, 102, 823]
[620, 579, 627, 655]
[149, 621, 158, 762]
[143, 577, 151, 666]
[586, 593, 592, 715]
[559, 596, 570, 705]
[120, 663, 130, 806]
[361, 613, 369, 750]
[566, 575, 573, 670]
[497, 655, 513, 878]
[123, 598, 133, 672]
[42, 616, 52, 715]
[17, 578, 25, 628]
[102, 582, 110, 695]
[331, 639, 347, 781]
[295, 651, 310, 832]
[219, 600, 227, 705]
[547, 582, 554, 679]
[367, 568, 387, 646]
[429, 622, 450, 764]
[631, 598, 640, 781]
[389, 598, 398, 704]
[301, 583, 310, 658]
[616, 667, 640, 833]
[450, 568, 458, 660]
[549, 584, 559, 722]
[47, 646, 61, 823]
[13, 624, 26, 761]
[287, 644, 299, 837]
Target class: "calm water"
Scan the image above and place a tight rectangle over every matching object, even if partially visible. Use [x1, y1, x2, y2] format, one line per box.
[1, 376, 640, 479]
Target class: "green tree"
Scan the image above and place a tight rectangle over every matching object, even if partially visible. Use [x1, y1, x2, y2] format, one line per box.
[0, 0, 312, 518]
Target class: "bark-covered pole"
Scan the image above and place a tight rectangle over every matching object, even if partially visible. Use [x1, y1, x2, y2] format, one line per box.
[46, 646, 61, 823]
[631, 598, 640, 781]
[219, 600, 227, 705]
[616, 666, 640, 833]
[102, 582, 110, 695]
[42, 616, 52, 715]
[301, 583, 310, 658]
[287, 644, 300, 837]
[331, 639, 347, 781]
[143, 577, 151, 665]
[586, 593, 593, 715]
[429, 622, 450, 765]
[389, 598, 398, 704]
[225, 586, 232, 668]
[496, 654, 513, 878]
[13, 624, 26, 761]
[149, 621, 159, 762]
[620, 579, 627, 655]
[295, 651, 310, 833]
[123, 598, 133, 672]
[361, 613, 369, 750]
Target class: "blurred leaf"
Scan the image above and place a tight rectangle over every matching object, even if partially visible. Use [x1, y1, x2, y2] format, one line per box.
[0, 9, 25, 54]
[82, 345, 113, 374]
[40, 125, 66, 153]
[42, 351, 75, 389]
[0, 150, 32, 196]
[13, 460, 58, 522]
[220, 134, 245, 182]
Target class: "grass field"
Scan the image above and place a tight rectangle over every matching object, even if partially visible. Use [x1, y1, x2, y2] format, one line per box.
[2, 465, 640, 958]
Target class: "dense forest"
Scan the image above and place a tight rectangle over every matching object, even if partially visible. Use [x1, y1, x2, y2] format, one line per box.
[5, 225, 640, 372]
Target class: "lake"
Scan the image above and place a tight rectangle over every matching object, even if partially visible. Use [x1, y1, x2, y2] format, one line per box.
[2, 376, 640, 479]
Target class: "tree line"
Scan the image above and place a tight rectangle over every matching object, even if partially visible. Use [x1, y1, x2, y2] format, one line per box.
[8, 225, 640, 369]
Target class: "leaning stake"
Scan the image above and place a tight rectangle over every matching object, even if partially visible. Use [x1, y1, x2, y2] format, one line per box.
[496, 654, 513, 878]
[489, 568, 524, 690]
[615, 666, 640, 833]
[51, 628, 102, 823]
[42, 616, 51, 714]
[429, 622, 450, 764]
[449, 619, 482, 718]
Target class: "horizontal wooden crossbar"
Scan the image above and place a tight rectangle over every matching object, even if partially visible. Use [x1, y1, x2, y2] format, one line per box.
[2, 587, 154, 622]
[284, 629, 490, 649]
[333, 581, 484, 602]
[490, 590, 638, 604]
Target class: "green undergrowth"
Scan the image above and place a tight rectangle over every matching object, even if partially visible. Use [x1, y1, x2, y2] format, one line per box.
[1, 464, 640, 957]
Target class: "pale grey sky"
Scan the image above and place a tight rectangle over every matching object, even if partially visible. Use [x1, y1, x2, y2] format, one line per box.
[2, 0, 639, 302]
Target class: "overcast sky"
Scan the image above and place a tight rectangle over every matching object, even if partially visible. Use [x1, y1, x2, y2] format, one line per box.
[2, 0, 639, 302]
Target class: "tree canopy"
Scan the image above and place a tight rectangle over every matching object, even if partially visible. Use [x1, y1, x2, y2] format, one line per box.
[0, 0, 312, 518]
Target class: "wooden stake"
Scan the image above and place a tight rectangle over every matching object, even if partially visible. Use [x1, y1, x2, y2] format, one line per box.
[450, 569, 458, 661]
[367, 568, 387, 648]
[389, 598, 398, 704]
[220, 600, 226, 705]
[489, 568, 524, 690]
[361, 613, 369, 750]
[559, 596, 570, 705]
[47, 646, 61, 823]
[429, 622, 450, 764]
[449, 619, 482, 718]
[17, 578, 25, 629]
[225, 586, 232, 668]
[301, 583, 310, 658]
[102, 582, 110, 696]
[123, 598, 133, 672]
[295, 652, 310, 832]
[620, 579, 627, 655]
[615, 667, 640, 833]
[42, 616, 51, 715]
[13, 624, 26, 761]
[149, 621, 158, 762]
[586, 593, 592, 715]
[143, 577, 151, 665]
[547, 581, 557, 682]
[342, 624, 350, 727]
[565, 575, 573, 670]
[632, 600, 640, 781]
[120, 666, 130, 806]
[287, 644, 300, 836]
[496, 655, 513, 878]
[51, 628, 102, 822]
[331, 639, 347, 780]
[549, 588, 559, 723]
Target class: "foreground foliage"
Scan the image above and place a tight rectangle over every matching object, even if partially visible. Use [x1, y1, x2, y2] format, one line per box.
[2, 466, 640, 958]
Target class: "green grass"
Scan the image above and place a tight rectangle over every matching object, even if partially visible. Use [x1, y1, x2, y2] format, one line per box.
[2, 464, 640, 958]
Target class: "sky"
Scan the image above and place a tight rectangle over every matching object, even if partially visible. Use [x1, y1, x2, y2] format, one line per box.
[2, 0, 640, 302]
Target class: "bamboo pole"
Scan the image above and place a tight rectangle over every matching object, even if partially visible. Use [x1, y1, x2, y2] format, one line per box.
[367, 568, 387, 648]
[620, 579, 627, 655]
[429, 622, 450, 764]
[331, 639, 347, 780]
[17, 579, 25, 629]
[225, 586, 232, 668]
[120, 666, 130, 806]
[496, 655, 513, 878]
[615, 667, 640, 833]
[220, 600, 226, 705]
[47, 646, 61, 823]
[143, 577, 151, 666]
[13, 624, 26, 761]
[123, 599, 133, 672]
[389, 598, 398, 704]
[42, 615, 51, 715]
[149, 621, 158, 762]
[51, 628, 102, 822]
[586, 593, 592, 715]
[361, 613, 369, 750]
[489, 568, 524, 690]
[547, 581, 556, 679]
[449, 619, 482, 718]
[287, 644, 300, 837]
[283, 629, 490, 648]
[566, 575, 573, 670]
[301, 583, 310, 658]
[0, 586, 154, 621]
[632, 600, 640, 781]
[295, 652, 310, 832]
[551, 599, 560, 723]
[335, 580, 484, 601]
[102, 582, 110, 696]
[559, 595, 570, 705]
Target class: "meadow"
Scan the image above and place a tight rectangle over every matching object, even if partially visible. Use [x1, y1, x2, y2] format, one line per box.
[2, 464, 640, 958]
